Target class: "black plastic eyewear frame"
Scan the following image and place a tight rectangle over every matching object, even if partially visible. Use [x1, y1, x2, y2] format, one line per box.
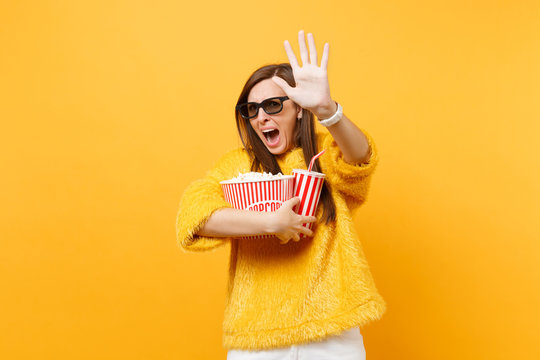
[236, 96, 290, 120]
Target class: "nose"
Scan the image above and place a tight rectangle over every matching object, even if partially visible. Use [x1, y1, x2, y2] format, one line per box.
[253, 106, 270, 124]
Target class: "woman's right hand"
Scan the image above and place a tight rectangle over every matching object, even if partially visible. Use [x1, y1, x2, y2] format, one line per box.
[267, 197, 318, 244]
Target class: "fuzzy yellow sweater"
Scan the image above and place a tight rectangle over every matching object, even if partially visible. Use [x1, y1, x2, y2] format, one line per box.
[176, 128, 386, 350]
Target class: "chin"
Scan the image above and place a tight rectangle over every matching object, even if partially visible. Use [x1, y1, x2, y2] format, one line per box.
[268, 143, 290, 155]
[268, 148, 284, 155]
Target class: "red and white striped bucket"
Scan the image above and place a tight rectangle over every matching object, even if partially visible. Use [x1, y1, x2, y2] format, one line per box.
[292, 169, 326, 238]
[220, 176, 295, 240]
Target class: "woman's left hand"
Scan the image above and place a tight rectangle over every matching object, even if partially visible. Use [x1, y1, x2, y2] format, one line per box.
[272, 30, 337, 120]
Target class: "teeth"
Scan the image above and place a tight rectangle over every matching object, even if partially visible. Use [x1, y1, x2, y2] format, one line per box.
[262, 129, 275, 133]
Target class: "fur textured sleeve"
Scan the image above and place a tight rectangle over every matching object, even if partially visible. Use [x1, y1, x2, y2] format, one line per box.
[175, 150, 238, 253]
[318, 128, 379, 211]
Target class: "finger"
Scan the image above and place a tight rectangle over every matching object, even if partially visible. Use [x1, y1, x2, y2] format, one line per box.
[284, 40, 299, 69]
[303, 215, 318, 223]
[307, 33, 318, 66]
[290, 197, 301, 212]
[293, 233, 300, 242]
[298, 30, 309, 66]
[281, 198, 297, 215]
[299, 226, 314, 237]
[280, 238, 289, 245]
[271, 76, 293, 94]
[288, 196, 301, 205]
[321, 42, 329, 70]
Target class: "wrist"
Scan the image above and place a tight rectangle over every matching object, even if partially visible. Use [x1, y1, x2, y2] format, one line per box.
[262, 211, 277, 235]
[317, 101, 343, 127]
[314, 100, 338, 120]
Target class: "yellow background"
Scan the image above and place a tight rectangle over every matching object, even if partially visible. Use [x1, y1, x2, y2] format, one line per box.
[1, 1, 539, 359]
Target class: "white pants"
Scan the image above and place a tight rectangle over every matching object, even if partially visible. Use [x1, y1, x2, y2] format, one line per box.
[226, 327, 366, 360]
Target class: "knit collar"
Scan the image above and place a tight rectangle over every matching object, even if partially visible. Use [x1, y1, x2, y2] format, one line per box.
[275, 146, 306, 170]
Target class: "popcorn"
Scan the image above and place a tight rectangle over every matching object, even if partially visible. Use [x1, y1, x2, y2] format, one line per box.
[219, 169, 325, 243]
[227, 171, 287, 182]
[220, 172, 295, 241]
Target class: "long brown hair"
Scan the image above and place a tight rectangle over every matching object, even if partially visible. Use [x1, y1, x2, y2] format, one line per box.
[234, 63, 336, 225]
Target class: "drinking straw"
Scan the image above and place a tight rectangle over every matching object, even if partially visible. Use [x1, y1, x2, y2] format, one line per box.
[308, 149, 326, 172]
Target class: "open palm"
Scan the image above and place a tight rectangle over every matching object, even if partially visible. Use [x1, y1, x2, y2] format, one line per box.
[271, 30, 335, 116]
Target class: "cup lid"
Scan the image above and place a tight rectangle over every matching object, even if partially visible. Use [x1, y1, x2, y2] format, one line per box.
[292, 168, 326, 178]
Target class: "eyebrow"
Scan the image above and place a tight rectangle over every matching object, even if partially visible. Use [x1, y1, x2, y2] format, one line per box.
[247, 96, 282, 103]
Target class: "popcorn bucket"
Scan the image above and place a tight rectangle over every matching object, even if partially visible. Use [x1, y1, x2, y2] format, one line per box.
[220, 176, 295, 240]
[292, 169, 326, 238]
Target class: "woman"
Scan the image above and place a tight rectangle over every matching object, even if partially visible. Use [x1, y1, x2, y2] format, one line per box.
[176, 30, 386, 359]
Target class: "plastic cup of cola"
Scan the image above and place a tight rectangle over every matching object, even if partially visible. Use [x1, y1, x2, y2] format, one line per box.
[220, 175, 295, 240]
[292, 169, 326, 238]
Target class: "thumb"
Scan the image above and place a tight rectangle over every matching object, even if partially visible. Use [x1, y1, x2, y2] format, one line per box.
[271, 76, 293, 94]
[287, 196, 301, 207]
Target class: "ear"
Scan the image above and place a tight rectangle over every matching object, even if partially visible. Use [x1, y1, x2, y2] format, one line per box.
[296, 104, 303, 119]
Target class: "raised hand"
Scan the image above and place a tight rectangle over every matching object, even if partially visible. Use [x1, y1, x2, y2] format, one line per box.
[271, 30, 338, 120]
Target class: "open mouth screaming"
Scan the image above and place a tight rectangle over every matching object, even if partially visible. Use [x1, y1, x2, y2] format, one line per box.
[262, 128, 280, 147]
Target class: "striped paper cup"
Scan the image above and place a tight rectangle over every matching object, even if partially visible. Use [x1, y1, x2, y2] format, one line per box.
[220, 176, 295, 240]
[292, 169, 326, 238]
